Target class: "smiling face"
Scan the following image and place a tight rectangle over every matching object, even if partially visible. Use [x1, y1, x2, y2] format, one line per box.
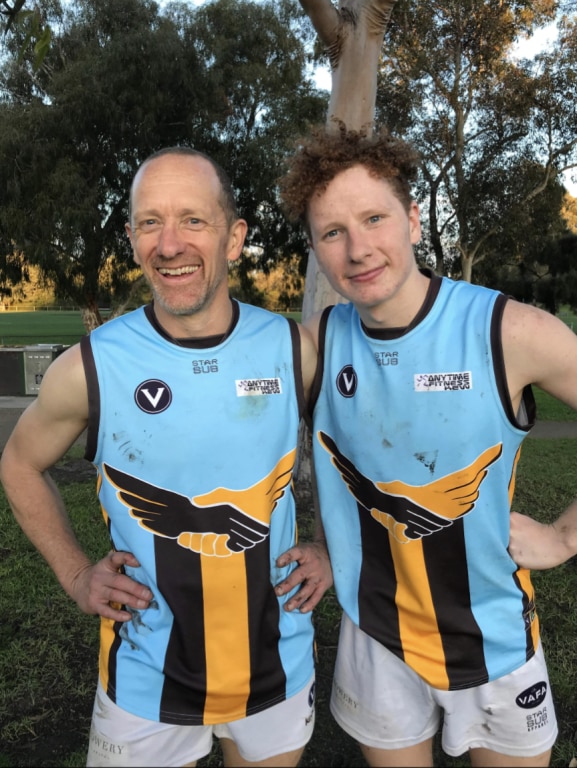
[308, 164, 427, 328]
[126, 153, 247, 337]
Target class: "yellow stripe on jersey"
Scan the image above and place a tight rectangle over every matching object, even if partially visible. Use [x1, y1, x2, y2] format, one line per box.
[390, 537, 450, 689]
[201, 552, 250, 724]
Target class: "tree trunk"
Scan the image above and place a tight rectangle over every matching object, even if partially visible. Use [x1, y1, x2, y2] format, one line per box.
[296, 0, 398, 480]
[298, 0, 398, 320]
[80, 301, 103, 333]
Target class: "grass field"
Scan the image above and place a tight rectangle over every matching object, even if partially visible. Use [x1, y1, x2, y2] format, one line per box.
[0, 311, 89, 346]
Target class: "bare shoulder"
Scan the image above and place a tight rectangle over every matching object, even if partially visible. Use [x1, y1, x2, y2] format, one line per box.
[37, 343, 88, 416]
[502, 298, 577, 408]
[502, 299, 577, 353]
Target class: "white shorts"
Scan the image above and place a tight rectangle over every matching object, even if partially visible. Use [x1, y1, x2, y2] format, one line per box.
[331, 613, 558, 758]
[86, 676, 316, 767]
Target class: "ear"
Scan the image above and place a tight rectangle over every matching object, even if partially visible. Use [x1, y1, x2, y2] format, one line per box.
[125, 222, 140, 265]
[408, 201, 421, 245]
[227, 218, 248, 263]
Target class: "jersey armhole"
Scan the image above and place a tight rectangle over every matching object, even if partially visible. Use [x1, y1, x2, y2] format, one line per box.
[308, 306, 333, 419]
[491, 294, 536, 430]
[80, 334, 100, 462]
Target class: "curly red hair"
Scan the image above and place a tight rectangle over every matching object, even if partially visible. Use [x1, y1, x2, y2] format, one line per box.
[279, 122, 420, 232]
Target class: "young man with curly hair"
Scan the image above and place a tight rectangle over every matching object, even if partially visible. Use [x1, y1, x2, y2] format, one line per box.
[279, 124, 577, 767]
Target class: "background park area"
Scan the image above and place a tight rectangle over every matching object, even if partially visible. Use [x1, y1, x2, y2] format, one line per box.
[1, 0, 577, 763]
[0, 309, 576, 767]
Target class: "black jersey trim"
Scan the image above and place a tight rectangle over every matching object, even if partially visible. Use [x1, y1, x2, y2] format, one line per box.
[287, 317, 306, 420]
[80, 334, 100, 463]
[309, 306, 334, 418]
[491, 294, 536, 431]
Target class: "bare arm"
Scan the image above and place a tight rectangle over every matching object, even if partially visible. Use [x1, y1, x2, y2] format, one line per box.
[0, 344, 153, 619]
[504, 300, 577, 568]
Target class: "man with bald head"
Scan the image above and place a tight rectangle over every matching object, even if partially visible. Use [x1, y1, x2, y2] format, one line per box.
[0, 147, 332, 767]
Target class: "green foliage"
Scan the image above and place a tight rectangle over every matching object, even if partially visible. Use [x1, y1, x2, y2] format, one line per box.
[379, 1, 577, 283]
[0, 0, 327, 322]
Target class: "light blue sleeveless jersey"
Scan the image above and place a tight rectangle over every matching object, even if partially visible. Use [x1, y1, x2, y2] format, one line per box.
[313, 276, 539, 690]
[81, 301, 314, 724]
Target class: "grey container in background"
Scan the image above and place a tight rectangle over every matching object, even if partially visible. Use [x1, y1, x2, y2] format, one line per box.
[23, 344, 67, 395]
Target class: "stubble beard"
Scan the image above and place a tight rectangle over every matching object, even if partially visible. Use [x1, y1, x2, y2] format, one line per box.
[149, 274, 223, 318]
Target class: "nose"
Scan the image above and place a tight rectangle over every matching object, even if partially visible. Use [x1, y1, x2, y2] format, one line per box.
[347, 227, 371, 263]
[157, 220, 185, 258]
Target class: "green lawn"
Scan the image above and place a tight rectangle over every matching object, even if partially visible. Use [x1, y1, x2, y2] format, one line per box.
[0, 311, 88, 346]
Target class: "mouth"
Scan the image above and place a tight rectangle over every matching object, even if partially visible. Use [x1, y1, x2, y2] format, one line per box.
[157, 265, 200, 276]
[349, 266, 383, 283]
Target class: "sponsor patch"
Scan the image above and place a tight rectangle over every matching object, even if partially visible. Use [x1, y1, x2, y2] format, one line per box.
[414, 371, 472, 392]
[526, 705, 549, 731]
[236, 378, 282, 396]
[192, 358, 218, 374]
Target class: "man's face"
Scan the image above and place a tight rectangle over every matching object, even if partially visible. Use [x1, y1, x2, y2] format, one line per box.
[126, 154, 245, 326]
[308, 164, 421, 314]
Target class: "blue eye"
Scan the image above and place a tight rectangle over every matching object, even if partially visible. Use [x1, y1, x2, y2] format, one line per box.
[139, 219, 160, 232]
[184, 218, 204, 230]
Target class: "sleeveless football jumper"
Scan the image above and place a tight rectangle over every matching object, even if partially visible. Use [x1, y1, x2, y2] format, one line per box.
[80, 301, 314, 725]
[312, 273, 539, 691]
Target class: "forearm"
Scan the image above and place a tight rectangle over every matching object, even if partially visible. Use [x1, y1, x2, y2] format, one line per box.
[509, 501, 577, 570]
[2, 463, 92, 598]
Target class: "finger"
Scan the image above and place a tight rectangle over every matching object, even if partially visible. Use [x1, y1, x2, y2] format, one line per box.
[93, 602, 134, 622]
[274, 565, 310, 597]
[275, 546, 304, 568]
[107, 550, 142, 569]
[283, 583, 320, 613]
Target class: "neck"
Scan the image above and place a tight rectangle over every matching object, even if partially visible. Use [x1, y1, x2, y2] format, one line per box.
[358, 270, 431, 330]
[153, 296, 234, 340]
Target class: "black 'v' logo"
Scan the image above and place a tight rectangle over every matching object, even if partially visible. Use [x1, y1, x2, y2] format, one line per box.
[336, 365, 357, 398]
[135, 379, 173, 414]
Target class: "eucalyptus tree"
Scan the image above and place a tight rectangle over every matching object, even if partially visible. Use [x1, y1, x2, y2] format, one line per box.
[377, 0, 577, 282]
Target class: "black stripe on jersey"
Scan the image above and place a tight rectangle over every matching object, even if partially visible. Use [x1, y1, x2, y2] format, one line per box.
[157, 536, 207, 725]
[105, 621, 123, 704]
[423, 519, 489, 689]
[245, 538, 287, 716]
[357, 502, 403, 656]
[512, 569, 537, 662]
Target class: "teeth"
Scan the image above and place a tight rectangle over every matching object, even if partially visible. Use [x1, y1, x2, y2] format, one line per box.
[158, 266, 199, 276]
